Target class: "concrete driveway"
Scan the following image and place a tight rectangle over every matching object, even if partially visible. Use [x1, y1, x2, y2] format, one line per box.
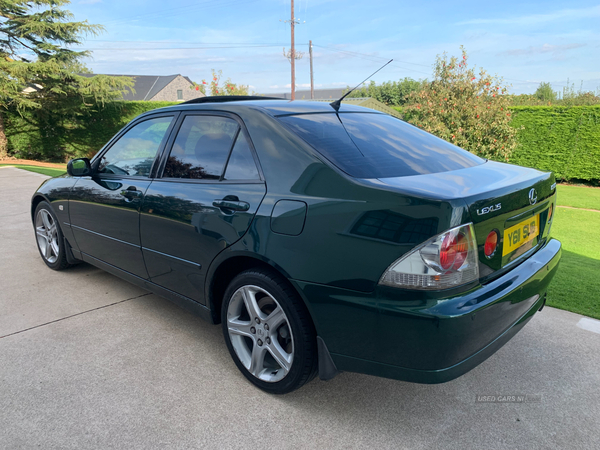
[1, 166, 599, 449]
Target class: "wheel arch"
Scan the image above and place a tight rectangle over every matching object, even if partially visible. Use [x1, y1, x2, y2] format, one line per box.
[31, 194, 50, 220]
[206, 252, 317, 331]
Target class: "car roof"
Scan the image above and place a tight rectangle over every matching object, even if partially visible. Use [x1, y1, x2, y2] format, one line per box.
[144, 99, 384, 118]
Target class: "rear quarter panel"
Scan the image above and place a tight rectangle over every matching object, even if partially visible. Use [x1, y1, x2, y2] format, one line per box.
[235, 109, 470, 293]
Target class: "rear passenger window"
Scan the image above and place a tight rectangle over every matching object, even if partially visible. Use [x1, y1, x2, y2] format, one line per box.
[224, 133, 260, 180]
[164, 115, 238, 179]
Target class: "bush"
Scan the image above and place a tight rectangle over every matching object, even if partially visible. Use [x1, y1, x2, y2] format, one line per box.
[534, 82, 557, 102]
[4, 101, 177, 161]
[510, 81, 600, 107]
[509, 105, 600, 182]
[403, 47, 518, 161]
[345, 78, 424, 106]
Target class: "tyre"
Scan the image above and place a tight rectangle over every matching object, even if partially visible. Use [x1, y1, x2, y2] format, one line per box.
[221, 269, 317, 394]
[33, 201, 71, 271]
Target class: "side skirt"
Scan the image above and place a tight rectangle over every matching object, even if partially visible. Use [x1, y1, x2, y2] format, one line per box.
[81, 253, 215, 324]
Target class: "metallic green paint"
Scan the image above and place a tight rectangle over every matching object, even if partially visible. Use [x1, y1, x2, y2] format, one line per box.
[270, 200, 307, 236]
[69, 177, 152, 279]
[140, 179, 266, 302]
[32, 100, 562, 385]
[292, 237, 560, 381]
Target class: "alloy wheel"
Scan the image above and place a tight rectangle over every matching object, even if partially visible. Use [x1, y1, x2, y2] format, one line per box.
[35, 209, 59, 264]
[226, 285, 294, 382]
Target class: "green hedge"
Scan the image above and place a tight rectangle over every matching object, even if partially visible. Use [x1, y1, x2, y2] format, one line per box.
[5, 102, 600, 182]
[4, 101, 177, 161]
[393, 105, 600, 181]
[508, 106, 600, 182]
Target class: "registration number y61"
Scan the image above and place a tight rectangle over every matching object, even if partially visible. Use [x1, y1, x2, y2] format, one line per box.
[503, 215, 539, 256]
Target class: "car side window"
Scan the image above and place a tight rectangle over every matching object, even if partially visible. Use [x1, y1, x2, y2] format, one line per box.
[97, 116, 173, 177]
[223, 132, 260, 180]
[164, 115, 239, 180]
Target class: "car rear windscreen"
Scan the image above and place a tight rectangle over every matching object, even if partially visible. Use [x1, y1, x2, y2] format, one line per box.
[278, 113, 485, 178]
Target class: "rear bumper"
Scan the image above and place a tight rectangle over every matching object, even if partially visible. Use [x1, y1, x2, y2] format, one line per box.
[293, 238, 562, 383]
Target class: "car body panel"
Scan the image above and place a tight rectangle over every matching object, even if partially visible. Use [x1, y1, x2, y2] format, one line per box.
[69, 176, 152, 278]
[31, 175, 78, 247]
[140, 179, 266, 302]
[293, 237, 561, 381]
[374, 161, 557, 280]
[80, 250, 213, 324]
[31, 100, 562, 385]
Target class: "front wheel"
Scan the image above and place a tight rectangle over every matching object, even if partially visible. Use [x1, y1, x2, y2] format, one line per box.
[221, 269, 317, 394]
[34, 201, 71, 271]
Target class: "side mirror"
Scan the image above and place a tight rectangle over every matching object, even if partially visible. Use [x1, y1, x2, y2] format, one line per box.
[67, 158, 92, 177]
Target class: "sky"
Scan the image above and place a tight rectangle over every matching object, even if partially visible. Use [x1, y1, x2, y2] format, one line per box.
[66, 0, 600, 95]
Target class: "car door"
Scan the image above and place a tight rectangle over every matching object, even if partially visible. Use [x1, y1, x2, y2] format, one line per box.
[69, 114, 177, 278]
[140, 112, 267, 303]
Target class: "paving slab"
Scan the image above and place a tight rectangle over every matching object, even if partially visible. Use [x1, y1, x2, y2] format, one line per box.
[1, 167, 599, 449]
[0, 167, 148, 337]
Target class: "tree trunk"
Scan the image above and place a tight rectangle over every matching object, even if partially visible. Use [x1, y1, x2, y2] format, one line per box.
[0, 110, 9, 160]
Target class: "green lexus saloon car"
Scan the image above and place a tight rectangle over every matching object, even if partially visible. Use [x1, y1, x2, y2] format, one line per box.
[31, 97, 561, 393]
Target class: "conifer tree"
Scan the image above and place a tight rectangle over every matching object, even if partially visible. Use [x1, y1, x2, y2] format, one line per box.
[0, 0, 133, 158]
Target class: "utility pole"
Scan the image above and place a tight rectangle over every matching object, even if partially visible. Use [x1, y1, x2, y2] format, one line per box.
[290, 0, 296, 100]
[282, 1, 303, 100]
[309, 40, 314, 99]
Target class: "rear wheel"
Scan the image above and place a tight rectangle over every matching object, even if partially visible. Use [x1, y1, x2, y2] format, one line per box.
[34, 201, 70, 271]
[221, 269, 317, 394]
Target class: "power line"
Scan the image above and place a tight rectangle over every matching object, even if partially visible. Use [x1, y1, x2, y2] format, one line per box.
[74, 40, 432, 77]
[86, 40, 289, 45]
[313, 44, 384, 64]
[313, 44, 431, 68]
[79, 40, 431, 77]
[312, 45, 431, 75]
[77, 45, 285, 51]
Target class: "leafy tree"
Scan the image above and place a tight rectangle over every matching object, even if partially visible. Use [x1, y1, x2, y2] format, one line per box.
[509, 84, 600, 106]
[0, 0, 133, 159]
[403, 46, 518, 161]
[189, 80, 207, 95]
[558, 80, 600, 106]
[191, 69, 249, 96]
[346, 77, 424, 106]
[534, 82, 557, 102]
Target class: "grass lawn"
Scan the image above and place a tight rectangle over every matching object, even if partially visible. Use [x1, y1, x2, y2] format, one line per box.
[0, 164, 66, 177]
[548, 205, 600, 320]
[557, 184, 600, 211]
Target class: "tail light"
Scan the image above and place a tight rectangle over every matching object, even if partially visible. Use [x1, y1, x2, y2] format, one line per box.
[379, 223, 479, 290]
[548, 203, 553, 222]
[484, 230, 498, 257]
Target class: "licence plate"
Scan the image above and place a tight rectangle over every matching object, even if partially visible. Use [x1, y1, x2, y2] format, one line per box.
[503, 215, 539, 256]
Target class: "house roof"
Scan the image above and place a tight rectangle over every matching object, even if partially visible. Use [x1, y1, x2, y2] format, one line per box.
[79, 74, 190, 101]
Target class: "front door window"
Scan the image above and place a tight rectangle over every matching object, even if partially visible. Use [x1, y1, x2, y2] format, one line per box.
[98, 116, 173, 177]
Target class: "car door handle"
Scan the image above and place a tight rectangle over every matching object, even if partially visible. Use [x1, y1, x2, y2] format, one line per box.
[121, 186, 143, 200]
[213, 199, 250, 212]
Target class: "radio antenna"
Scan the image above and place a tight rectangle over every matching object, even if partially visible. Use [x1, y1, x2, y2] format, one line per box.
[330, 59, 393, 111]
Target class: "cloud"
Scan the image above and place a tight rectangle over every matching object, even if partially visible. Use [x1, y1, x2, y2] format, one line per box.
[456, 5, 600, 26]
[499, 43, 586, 58]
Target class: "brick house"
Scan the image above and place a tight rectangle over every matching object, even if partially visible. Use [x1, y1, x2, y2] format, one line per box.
[80, 74, 206, 102]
